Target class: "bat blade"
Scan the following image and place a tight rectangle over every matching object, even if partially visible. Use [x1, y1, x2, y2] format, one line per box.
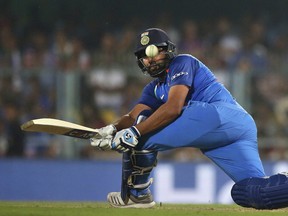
[21, 118, 99, 139]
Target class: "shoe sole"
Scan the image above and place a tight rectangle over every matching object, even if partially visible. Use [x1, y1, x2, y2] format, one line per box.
[109, 201, 156, 208]
[107, 192, 156, 208]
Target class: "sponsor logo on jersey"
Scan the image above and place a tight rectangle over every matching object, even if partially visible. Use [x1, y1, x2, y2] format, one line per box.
[171, 71, 189, 81]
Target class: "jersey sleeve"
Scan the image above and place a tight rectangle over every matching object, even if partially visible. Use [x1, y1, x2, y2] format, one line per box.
[137, 80, 163, 110]
[169, 56, 196, 87]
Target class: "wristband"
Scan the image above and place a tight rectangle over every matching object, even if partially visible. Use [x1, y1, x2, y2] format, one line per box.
[130, 126, 141, 138]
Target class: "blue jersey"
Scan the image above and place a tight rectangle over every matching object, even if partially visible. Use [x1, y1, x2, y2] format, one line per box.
[136, 54, 265, 182]
[138, 54, 236, 110]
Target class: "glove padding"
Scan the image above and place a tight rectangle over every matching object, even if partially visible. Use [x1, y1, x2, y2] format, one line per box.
[90, 124, 117, 151]
[94, 124, 116, 139]
[90, 135, 114, 151]
[112, 126, 141, 152]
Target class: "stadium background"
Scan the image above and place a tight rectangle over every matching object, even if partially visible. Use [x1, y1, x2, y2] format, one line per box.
[1, 0, 288, 203]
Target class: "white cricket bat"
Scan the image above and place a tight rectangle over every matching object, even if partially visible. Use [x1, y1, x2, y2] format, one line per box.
[20, 118, 99, 139]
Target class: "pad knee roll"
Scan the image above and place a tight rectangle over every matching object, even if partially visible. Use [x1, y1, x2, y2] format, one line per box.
[231, 172, 288, 209]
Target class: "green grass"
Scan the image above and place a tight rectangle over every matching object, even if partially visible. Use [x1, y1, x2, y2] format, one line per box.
[0, 202, 287, 216]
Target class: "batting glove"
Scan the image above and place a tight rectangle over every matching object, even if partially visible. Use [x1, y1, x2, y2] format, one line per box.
[94, 124, 117, 139]
[111, 126, 140, 152]
[90, 135, 114, 151]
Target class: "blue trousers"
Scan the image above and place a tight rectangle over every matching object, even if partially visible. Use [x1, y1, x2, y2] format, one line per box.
[137, 101, 265, 182]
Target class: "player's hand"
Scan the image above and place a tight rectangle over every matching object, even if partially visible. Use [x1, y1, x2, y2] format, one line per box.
[94, 124, 117, 139]
[90, 135, 114, 151]
[111, 127, 141, 152]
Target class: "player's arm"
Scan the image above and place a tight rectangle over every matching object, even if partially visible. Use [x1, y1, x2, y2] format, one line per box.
[135, 84, 189, 135]
[92, 83, 189, 152]
[92, 81, 157, 140]
[112, 103, 152, 130]
[107, 84, 189, 152]
[90, 103, 153, 150]
[92, 103, 152, 139]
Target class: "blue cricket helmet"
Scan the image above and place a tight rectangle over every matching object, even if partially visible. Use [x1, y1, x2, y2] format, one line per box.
[134, 28, 176, 78]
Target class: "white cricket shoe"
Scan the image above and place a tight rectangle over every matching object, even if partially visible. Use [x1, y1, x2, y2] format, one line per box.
[107, 192, 156, 208]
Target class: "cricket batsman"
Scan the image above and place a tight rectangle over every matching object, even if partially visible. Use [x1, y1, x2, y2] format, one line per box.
[90, 28, 288, 209]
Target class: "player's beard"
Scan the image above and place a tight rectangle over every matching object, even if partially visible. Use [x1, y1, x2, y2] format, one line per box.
[147, 58, 168, 77]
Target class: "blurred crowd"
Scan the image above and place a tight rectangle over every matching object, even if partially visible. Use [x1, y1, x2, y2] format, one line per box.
[1, 13, 288, 161]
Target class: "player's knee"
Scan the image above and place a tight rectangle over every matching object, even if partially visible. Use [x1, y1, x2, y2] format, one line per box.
[231, 172, 288, 209]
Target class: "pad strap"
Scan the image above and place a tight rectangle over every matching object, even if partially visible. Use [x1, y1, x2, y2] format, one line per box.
[127, 150, 157, 190]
